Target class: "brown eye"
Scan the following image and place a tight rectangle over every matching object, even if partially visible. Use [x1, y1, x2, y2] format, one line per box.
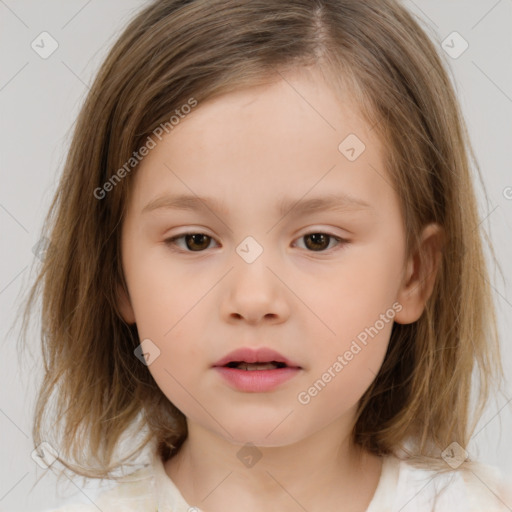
[297, 232, 345, 252]
[185, 234, 212, 251]
[304, 233, 331, 251]
[165, 233, 216, 252]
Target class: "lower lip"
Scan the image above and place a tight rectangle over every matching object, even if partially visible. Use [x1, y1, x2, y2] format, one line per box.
[213, 366, 301, 392]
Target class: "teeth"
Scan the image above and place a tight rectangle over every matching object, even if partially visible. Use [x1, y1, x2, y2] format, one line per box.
[236, 362, 281, 371]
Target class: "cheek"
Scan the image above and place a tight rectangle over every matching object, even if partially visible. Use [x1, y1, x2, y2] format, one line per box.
[140, 313, 208, 416]
[123, 248, 210, 399]
[299, 246, 401, 403]
[298, 320, 393, 418]
[313, 246, 403, 339]
[124, 245, 204, 334]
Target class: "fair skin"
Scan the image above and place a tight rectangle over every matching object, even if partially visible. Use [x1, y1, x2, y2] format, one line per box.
[118, 66, 442, 512]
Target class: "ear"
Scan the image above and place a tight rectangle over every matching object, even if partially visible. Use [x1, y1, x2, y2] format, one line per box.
[117, 282, 136, 325]
[394, 223, 444, 325]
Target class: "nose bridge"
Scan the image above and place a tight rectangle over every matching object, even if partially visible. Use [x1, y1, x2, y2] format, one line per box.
[221, 234, 289, 323]
[232, 234, 275, 291]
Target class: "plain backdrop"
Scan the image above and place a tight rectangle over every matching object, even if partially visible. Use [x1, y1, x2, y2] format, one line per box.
[1, 1, 511, 510]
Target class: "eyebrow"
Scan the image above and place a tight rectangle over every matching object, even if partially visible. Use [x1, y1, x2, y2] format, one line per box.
[141, 192, 374, 217]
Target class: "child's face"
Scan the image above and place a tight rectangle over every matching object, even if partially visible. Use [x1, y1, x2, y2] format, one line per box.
[119, 68, 417, 446]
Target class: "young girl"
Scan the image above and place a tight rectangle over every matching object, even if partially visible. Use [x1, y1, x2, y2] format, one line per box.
[20, 0, 511, 510]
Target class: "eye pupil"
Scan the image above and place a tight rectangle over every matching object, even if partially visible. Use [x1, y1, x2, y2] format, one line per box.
[186, 234, 210, 251]
[305, 233, 329, 251]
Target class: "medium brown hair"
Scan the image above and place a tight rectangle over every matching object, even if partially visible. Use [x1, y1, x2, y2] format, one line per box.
[18, 0, 504, 480]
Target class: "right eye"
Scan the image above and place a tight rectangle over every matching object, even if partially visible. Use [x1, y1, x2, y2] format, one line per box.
[164, 232, 219, 252]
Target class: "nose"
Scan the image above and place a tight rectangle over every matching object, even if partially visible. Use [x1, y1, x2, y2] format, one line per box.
[220, 255, 290, 325]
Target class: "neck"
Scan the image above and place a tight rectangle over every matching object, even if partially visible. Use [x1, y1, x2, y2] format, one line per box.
[164, 415, 383, 512]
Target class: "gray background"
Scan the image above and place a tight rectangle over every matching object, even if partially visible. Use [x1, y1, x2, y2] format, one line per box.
[1, 0, 511, 510]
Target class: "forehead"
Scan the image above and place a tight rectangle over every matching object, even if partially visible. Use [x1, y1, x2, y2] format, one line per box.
[170, 69, 374, 158]
[129, 68, 397, 218]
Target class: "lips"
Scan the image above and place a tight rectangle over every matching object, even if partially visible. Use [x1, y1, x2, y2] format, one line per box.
[212, 347, 301, 369]
[212, 347, 302, 392]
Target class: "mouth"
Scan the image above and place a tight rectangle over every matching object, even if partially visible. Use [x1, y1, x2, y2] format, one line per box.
[212, 347, 301, 370]
[212, 348, 302, 392]
[223, 361, 290, 371]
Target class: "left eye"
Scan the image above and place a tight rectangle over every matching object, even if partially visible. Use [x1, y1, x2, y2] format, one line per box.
[293, 232, 346, 252]
[164, 232, 347, 253]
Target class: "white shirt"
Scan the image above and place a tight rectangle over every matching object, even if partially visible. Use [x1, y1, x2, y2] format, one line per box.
[47, 449, 512, 512]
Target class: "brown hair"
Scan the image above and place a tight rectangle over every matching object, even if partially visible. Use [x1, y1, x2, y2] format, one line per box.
[18, 0, 504, 481]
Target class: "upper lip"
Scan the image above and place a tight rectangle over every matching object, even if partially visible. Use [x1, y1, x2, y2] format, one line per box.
[213, 347, 301, 368]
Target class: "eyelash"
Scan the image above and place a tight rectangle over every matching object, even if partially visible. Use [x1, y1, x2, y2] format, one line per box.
[163, 231, 349, 254]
